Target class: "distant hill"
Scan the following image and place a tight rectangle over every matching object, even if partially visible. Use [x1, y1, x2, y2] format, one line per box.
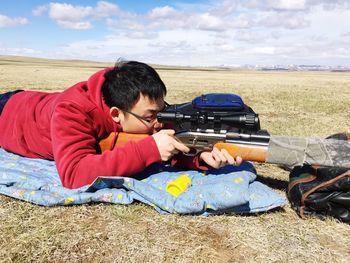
[0, 55, 239, 72]
[0, 55, 110, 69]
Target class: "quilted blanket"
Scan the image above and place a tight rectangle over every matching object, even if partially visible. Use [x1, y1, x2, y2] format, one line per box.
[0, 148, 286, 215]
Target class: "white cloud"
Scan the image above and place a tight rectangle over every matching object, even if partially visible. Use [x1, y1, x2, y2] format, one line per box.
[36, 26, 350, 66]
[270, 31, 283, 39]
[46, 2, 93, 30]
[125, 31, 158, 39]
[266, 0, 307, 11]
[11, 0, 349, 66]
[234, 30, 264, 42]
[259, 11, 310, 29]
[245, 0, 350, 12]
[244, 0, 307, 11]
[305, 6, 350, 40]
[209, 0, 237, 16]
[53, 30, 219, 65]
[145, 5, 252, 32]
[0, 14, 29, 28]
[250, 46, 276, 55]
[335, 47, 350, 56]
[147, 6, 180, 19]
[313, 0, 350, 10]
[106, 18, 145, 31]
[32, 5, 49, 16]
[48, 3, 92, 22]
[30, 1, 315, 32]
[94, 1, 120, 17]
[32, 1, 121, 30]
[192, 13, 227, 31]
[146, 6, 188, 30]
[57, 20, 92, 30]
[56, 36, 152, 62]
[230, 13, 254, 29]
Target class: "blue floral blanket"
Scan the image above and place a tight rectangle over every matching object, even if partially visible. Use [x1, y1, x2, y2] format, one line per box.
[0, 148, 286, 215]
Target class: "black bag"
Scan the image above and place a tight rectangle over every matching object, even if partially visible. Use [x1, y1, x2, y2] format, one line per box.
[287, 133, 350, 223]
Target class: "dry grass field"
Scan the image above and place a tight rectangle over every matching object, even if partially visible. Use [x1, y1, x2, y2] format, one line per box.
[0, 56, 349, 262]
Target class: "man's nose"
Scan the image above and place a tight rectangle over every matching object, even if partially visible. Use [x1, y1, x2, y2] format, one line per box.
[153, 120, 164, 131]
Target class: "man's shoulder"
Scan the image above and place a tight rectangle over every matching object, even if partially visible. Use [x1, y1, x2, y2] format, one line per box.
[57, 81, 97, 112]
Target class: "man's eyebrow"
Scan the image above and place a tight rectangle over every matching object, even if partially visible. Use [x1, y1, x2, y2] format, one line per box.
[144, 108, 160, 114]
[144, 104, 165, 114]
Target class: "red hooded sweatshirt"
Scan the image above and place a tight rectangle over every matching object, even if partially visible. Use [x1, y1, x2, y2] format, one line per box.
[0, 68, 203, 188]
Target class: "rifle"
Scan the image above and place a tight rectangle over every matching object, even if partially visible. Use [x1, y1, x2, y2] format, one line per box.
[99, 93, 350, 169]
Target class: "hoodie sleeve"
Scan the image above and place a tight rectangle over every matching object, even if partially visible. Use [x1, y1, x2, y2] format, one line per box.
[51, 102, 161, 189]
[171, 153, 209, 171]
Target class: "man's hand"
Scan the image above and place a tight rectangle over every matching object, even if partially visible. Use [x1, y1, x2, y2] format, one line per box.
[152, 129, 190, 161]
[199, 147, 243, 169]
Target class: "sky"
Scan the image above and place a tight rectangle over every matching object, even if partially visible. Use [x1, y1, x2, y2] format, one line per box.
[0, 0, 350, 67]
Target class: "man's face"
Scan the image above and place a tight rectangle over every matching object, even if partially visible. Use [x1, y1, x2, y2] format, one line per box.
[111, 93, 165, 134]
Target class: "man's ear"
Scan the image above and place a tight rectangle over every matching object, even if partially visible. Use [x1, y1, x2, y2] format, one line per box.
[110, 106, 121, 123]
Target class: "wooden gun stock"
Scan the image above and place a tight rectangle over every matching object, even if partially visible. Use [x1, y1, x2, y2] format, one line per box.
[99, 132, 148, 152]
[99, 132, 268, 163]
[214, 143, 268, 162]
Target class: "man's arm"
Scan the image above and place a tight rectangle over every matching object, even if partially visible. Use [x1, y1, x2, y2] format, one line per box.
[51, 102, 161, 189]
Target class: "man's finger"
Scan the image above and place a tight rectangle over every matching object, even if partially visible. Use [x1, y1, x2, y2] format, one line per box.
[171, 149, 179, 155]
[172, 138, 190, 153]
[159, 129, 175, 136]
[201, 153, 220, 169]
[236, 156, 243, 165]
[221, 149, 236, 164]
[213, 147, 227, 163]
[211, 149, 222, 164]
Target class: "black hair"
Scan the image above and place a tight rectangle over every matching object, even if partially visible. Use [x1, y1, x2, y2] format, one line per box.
[102, 60, 166, 110]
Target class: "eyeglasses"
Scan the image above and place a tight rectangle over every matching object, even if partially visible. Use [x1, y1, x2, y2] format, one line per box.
[122, 101, 169, 124]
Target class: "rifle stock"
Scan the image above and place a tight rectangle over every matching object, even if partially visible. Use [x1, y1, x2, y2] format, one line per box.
[214, 143, 268, 162]
[99, 132, 148, 151]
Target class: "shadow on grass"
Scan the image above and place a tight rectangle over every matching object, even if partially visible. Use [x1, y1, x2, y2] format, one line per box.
[256, 174, 289, 191]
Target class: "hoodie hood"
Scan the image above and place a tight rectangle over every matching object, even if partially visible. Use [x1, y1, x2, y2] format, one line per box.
[85, 67, 118, 133]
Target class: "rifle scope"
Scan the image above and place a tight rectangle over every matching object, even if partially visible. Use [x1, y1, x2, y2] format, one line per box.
[157, 111, 260, 131]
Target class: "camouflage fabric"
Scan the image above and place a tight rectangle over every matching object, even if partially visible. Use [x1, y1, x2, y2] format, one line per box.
[287, 133, 350, 223]
[267, 134, 350, 168]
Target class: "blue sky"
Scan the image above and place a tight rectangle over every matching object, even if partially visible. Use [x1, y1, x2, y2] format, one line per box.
[1, 0, 350, 66]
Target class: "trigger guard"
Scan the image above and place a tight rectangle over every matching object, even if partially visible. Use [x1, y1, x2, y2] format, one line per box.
[183, 148, 198, 156]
